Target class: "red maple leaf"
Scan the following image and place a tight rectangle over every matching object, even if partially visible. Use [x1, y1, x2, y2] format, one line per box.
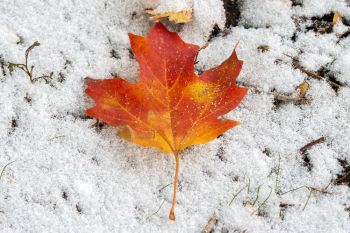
[85, 23, 247, 220]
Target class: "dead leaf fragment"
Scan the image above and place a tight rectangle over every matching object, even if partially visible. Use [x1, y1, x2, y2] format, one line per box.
[297, 82, 309, 98]
[146, 8, 192, 24]
[257, 45, 269, 53]
[202, 214, 218, 233]
[333, 11, 342, 25]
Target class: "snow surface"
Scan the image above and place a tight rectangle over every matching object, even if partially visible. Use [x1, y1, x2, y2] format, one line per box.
[0, 0, 349, 232]
[153, 0, 192, 13]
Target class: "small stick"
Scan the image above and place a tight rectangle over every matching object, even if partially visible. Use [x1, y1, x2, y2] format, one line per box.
[240, 84, 310, 104]
[274, 93, 310, 104]
[283, 54, 343, 89]
[297, 67, 342, 89]
[309, 186, 332, 195]
[32, 72, 53, 83]
[200, 42, 209, 52]
[201, 214, 218, 233]
[280, 184, 332, 196]
[299, 137, 325, 154]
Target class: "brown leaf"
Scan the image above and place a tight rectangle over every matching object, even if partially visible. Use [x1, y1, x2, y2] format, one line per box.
[146, 8, 192, 24]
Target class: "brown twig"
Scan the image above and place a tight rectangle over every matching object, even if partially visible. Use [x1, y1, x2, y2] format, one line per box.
[240, 84, 311, 104]
[299, 137, 326, 154]
[284, 54, 343, 89]
[32, 72, 54, 83]
[274, 93, 311, 104]
[309, 186, 332, 194]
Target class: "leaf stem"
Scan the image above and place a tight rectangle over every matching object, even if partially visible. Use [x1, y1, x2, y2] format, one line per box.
[169, 152, 180, 221]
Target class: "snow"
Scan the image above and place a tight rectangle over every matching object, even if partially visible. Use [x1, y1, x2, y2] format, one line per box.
[333, 49, 350, 84]
[181, 0, 226, 45]
[0, 0, 349, 232]
[239, 0, 295, 37]
[153, 0, 192, 13]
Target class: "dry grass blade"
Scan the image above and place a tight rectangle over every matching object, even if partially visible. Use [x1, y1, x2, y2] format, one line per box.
[251, 187, 273, 215]
[7, 41, 53, 83]
[229, 185, 248, 205]
[0, 161, 15, 180]
[145, 200, 165, 221]
[302, 188, 314, 211]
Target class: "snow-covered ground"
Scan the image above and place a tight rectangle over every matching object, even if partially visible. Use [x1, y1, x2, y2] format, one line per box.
[0, 0, 349, 232]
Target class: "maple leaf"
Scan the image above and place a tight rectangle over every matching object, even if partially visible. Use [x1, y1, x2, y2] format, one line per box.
[85, 23, 247, 220]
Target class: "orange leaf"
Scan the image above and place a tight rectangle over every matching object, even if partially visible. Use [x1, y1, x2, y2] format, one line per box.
[85, 23, 247, 220]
